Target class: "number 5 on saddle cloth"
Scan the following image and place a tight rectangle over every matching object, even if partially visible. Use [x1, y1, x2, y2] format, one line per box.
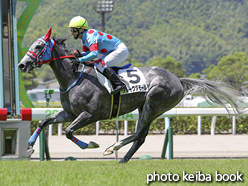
[95, 65, 148, 119]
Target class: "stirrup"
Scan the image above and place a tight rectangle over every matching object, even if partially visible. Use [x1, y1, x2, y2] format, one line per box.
[111, 84, 127, 94]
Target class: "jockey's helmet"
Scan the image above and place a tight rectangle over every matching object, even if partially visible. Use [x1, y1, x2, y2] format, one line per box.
[68, 16, 88, 29]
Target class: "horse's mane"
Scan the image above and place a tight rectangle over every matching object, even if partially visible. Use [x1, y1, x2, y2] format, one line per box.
[52, 35, 72, 54]
[51, 35, 94, 69]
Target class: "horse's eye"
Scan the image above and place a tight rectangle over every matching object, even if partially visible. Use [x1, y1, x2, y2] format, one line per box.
[36, 46, 42, 51]
[35, 44, 44, 50]
[32, 41, 45, 51]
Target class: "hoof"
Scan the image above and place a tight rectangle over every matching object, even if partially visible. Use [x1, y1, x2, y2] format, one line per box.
[112, 141, 122, 151]
[103, 149, 114, 156]
[26, 148, 34, 158]
[87, 141, 99, 149]
[119, 159, 127, 164]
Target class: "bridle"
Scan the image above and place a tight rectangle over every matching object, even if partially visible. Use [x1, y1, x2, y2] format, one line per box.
[26, 37, 75, 67]
[26, 36, 84, 93]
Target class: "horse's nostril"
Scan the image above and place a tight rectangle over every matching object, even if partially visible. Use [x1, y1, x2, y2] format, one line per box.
[18, 64, 24, 69]
[18, 63, 26, 72]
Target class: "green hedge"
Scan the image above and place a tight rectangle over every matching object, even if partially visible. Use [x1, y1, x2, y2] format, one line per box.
[30, 116, 248, 135]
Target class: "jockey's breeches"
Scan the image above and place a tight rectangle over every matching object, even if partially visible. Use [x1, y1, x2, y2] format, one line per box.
[94, 42, 128, 73]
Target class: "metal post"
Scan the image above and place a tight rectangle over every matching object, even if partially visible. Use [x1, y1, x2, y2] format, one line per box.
[96, 121, 99, 135]
[0, 1, 4, 108]
[44, 90, 54, 136]
[198, 116, 201, 135]
[115, 120, 119, 160]
[232, 116, 236, 135]
[160, 129, 168, 159]
[45, 94, 50, 137]
[161, 117, 173, 160]
[48, 125, 52, 136]
[8, 8, 14, 116]
[135, 120, 138, 132]
[165, 117, 170, 159]
[39, 124, 45, 161]
[211, 116, 217, 135]
[58, 123, 62, 136]
[44, 134, 50, 160]
[168, 127, 173, 159]
[124, 120, 128, 136]
[93, 0, 113, 32]
[12, 0, 20, 117]
[47, 89, 52, 138]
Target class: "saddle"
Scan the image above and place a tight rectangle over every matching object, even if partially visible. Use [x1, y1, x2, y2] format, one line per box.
[95, 64, 129, 94]
[95, 63, 148, 119]
[95, 64, 148, 95]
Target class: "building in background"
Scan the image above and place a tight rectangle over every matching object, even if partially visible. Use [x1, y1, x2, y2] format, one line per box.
[27, 79, 60, 102]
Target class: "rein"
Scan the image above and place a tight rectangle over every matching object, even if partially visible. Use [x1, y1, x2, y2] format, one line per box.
[27, 36, 84, 93]
[39, 55, 75, 65]
[60, 64, 85, 93]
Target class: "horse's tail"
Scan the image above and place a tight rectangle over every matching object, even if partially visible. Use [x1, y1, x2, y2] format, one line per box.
[179, 78, 245, 114]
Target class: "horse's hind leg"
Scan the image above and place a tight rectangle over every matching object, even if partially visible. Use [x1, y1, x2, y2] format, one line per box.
[119, 125, 150, 163]
[104, 101, 159, 156]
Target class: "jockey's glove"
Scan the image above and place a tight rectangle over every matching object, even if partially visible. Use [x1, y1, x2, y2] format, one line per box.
[73, 50, 82, 58]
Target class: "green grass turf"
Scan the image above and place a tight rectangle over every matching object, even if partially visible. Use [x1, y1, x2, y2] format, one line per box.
[0, 159, 247, 186]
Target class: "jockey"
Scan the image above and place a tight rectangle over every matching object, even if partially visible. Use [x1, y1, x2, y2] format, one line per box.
[68, 16, 128, 94]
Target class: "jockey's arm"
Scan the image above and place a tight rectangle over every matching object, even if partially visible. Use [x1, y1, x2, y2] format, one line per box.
[81, 51, 90, 57]
[78, 51, 98, 62]
[78, 43, 99, 62]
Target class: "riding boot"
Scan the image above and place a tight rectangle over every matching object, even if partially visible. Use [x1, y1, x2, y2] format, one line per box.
[102, 67, 127, 94]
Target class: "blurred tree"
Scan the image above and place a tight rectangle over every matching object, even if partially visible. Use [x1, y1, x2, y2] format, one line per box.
[188, 73, 201, 79]
[203, 52, 248, 89]
[16, 0, 248, 76]
[21, 71, 39, 90]
[37, 65, 56, 82]
[126, 58, 145, 67]
[146, 56, 186, 77]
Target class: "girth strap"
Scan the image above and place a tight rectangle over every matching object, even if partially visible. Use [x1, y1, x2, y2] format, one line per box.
[109, 92, 121, 119]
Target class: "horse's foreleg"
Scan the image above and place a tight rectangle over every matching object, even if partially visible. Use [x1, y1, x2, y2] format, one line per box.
[29, 110, 74, 145]
[27, 110, 75, 158]
[65, 111, 99, 150]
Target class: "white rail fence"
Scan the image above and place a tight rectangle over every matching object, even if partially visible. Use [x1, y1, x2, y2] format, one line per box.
[20, 108, 248, 136]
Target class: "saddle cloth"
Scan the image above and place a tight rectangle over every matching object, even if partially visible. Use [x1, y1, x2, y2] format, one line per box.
[95, 66, 148, 95]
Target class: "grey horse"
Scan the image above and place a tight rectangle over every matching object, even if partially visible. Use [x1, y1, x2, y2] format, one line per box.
[18, 28, 244, 163]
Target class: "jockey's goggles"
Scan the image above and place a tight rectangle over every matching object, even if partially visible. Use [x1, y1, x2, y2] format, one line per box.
[70, 27, 80, 33]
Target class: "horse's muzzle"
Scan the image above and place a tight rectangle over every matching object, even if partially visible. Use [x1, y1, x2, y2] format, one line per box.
[18, 63, 26, 72]
[18, 55, 35, 73]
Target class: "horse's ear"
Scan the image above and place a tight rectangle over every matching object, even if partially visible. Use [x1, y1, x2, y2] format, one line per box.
[44, 27, 52, 41]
